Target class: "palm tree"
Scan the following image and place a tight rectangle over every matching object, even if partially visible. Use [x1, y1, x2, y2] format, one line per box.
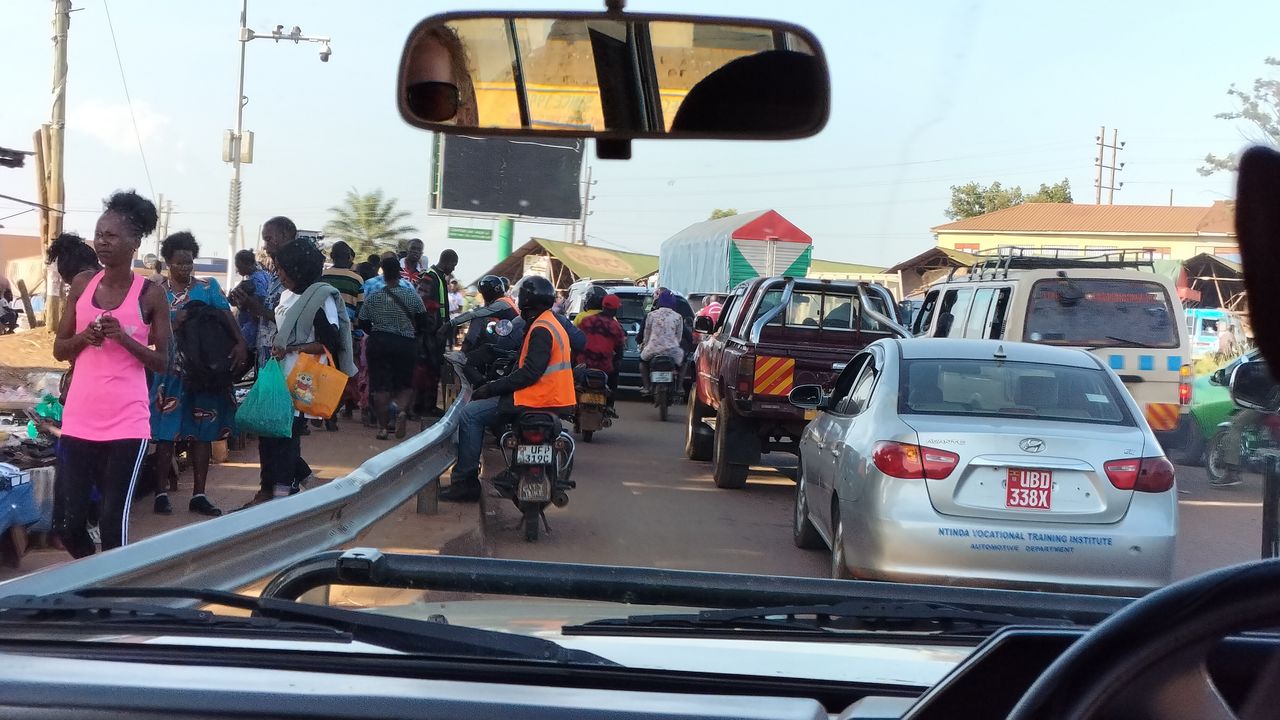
[323, 188, 418, 257]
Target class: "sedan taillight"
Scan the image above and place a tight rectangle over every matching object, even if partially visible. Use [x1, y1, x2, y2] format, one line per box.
[1104, 457, 1175, 493]
[872, 441, 960, 480]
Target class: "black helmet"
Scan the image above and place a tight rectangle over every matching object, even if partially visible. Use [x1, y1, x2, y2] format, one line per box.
[584, 285, 607, 311]
[517, 276, 556, 315]
[478, 274, 505, 300]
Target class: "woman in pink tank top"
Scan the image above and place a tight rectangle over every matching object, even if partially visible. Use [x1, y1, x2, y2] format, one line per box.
[52, 191, 171, 558]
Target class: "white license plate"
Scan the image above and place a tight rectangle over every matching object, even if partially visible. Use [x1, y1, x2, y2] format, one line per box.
[650, 371, 674, 383]
[518, 477, 551, 502]
[516, 444, 553, 464]
[1006, 469, 1052, 510]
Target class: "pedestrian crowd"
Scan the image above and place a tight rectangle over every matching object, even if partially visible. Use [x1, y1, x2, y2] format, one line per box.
[43, 188, 467, 557]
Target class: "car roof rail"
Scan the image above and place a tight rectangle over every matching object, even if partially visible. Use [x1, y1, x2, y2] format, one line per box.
[964, 246, 1156, 281]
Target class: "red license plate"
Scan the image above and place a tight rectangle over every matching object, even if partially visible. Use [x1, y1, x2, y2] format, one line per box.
[1006, 469, 1052, 510]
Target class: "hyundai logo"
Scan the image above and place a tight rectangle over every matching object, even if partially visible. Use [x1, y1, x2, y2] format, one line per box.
[1019, 438, 1046, 454]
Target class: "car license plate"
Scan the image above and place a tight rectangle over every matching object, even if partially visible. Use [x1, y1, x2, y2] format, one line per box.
[580, 391, 606, 405]
[516, 444, 553, 465]
[1006, 469, 1052, 510]
[650, 371, 674, 383]
[518, 477, 551, 502]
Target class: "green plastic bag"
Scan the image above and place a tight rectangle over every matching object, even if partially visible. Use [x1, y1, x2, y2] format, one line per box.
[234, 359, 294, 438]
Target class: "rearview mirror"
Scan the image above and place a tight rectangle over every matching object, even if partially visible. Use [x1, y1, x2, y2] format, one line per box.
[398, 12, 829, 144]
[1210, 368, 1227, 386]
[1230, 361, 1280, 413]
[693, 315, 715, 334]
[789, 384, 826, 411]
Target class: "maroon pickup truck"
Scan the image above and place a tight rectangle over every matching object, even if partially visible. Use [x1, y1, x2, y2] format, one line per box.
[686, 276, 906, 488]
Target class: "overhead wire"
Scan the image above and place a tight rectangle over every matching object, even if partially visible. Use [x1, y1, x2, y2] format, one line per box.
[102, 0, 157, 199]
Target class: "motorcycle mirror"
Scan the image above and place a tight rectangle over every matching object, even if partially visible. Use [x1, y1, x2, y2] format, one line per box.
[1230, 361, 1280, 413]
[495, 319, 514, 337]
[485, 321, 498, 334]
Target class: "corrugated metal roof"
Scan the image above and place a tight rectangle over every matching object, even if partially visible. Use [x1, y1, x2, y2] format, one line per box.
[884, 246, 978, 273]
[479, 238, 658, 285]
[932, 201, 1235, 236]
[809, 258, 885, 274]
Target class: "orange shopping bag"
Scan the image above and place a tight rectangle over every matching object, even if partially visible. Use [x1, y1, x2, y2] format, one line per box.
[286, 348, 348, 418]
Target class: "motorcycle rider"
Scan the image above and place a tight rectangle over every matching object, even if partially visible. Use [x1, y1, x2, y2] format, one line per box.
[573, 285, 607, 327]
[453, 274, 518, 353]
[639, 291, 688, 396]
[578, 294, 626, 413]
[1217, 406, 1266, 487]
[442, 276, 577, 503]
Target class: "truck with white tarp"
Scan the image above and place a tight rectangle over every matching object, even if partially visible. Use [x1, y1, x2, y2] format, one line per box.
[658, 210, 813, 296]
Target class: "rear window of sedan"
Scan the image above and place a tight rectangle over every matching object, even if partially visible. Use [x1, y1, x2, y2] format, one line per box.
[899, 359, 1135, 426]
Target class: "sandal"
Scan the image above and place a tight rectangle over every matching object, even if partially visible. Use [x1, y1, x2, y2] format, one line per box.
[376, 428, 390, 441]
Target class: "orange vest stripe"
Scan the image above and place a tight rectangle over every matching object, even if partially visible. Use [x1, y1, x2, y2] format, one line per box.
[513, 311, 577, 409]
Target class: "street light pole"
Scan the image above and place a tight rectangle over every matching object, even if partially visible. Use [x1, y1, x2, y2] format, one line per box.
[224, 0, 331, 285]
[227, 0, 248, 287]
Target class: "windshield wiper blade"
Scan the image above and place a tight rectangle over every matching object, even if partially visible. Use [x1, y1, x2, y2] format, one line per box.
[567, 600, 1078, 637]
[0, 587, 616, 666]
[1089, 335, 1160, 350]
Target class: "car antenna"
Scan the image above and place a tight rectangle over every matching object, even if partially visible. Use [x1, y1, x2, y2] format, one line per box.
[994, 344, 1008, 361]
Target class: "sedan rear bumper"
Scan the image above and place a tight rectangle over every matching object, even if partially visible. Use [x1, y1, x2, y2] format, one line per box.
[840, 484, 1176, 597]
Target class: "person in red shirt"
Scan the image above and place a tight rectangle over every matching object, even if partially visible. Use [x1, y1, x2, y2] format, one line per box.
[578, 294, 626, 409]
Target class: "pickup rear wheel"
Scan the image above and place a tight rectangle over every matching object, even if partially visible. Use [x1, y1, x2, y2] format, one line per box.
[685, 395, 714, 461]
[712, 403, 750, 489]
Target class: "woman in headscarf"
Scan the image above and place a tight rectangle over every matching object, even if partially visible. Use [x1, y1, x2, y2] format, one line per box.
[240, 239, 355, 508]
[639, 291, 686, 396]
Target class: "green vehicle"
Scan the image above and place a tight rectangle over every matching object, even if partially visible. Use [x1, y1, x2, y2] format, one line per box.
[1182, 348, 1260, 465]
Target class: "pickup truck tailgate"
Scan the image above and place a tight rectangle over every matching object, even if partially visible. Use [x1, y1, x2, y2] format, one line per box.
[751, 342, 860, 397]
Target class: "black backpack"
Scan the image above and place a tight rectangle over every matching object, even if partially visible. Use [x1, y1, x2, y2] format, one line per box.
[177, 300, 237, 393]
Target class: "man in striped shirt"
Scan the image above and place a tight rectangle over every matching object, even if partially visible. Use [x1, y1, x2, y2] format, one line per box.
[322, 241, 364, 321]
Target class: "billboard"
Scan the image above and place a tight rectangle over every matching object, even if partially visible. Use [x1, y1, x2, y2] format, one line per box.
[432, 135, 584, 222]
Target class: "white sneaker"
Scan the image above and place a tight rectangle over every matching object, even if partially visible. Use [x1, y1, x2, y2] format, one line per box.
[88, 524, 101, 545]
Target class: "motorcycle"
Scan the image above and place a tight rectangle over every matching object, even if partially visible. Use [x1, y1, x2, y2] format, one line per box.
[1206, 410, 1280, 484]
[492, 412, 576, 542]
[574, 366, 611, 442]
[649, 355, 681, 421]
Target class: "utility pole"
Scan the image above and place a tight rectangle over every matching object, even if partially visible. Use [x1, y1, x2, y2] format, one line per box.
[577, 164, 595, 245]
[1094, 126, 1125, 205]
[224, 0, 332, 285]
[42, 0, 71, 331]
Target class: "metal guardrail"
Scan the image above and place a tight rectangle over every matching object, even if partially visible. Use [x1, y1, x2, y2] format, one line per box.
[0, 360, 470, 596]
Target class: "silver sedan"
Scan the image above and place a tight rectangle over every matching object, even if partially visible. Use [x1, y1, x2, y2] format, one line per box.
[789, 338, 1177, 596]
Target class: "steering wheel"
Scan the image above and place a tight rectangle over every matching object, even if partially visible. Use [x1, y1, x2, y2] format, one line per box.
[1009, 558, 1280, 720]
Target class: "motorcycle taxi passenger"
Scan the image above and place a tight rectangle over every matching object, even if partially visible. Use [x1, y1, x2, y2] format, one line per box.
[442, 276, 576, 502]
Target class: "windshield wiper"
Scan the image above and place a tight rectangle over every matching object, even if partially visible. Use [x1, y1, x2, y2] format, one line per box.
[0, 587, 615, 666]
[1088, 335, 1161, 350]
[564, 600, 1078, 638]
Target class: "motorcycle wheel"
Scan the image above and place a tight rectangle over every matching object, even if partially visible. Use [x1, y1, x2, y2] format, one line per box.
[582, 430, 594, 443]
[657, 386, 669, 421]
[521, 504, 540, 542]
[1206, 429, 1236, 485]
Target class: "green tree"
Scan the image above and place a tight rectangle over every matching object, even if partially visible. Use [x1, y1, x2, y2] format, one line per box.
[1200, 57, 1280, 176]
[708, 208, 739, 220]
[323, 188, 418, 257]
[944, 179, 1071, 220]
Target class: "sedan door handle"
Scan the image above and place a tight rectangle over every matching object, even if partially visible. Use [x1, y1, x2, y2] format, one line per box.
[830, 447, 841, 458]
[832, 362, 847, 371]
[814, 441, 825, 450]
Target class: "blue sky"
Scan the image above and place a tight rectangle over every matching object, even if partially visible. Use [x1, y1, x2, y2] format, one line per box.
[2, 0, 1275, 282]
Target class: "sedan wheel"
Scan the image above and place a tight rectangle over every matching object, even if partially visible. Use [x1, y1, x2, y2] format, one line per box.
[830, 502, 855, 580]
[793, 469, 823, 550]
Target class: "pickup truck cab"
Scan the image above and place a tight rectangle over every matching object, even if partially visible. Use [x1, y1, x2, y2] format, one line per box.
[687, 276, 905, 488]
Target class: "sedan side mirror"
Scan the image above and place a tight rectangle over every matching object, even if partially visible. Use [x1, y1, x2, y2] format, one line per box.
[1230, 361, 1280, 413]
[789, 384, 827, 411]
[1210, 368, 1227, 386]
[693, 315, 715, 334]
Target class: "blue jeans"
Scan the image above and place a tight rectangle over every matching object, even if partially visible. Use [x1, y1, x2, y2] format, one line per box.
[452, 396, 502, 483]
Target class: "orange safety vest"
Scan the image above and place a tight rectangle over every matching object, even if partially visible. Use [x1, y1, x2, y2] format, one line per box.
[496, 296, 517, 312]
[512, 310, 577, 409]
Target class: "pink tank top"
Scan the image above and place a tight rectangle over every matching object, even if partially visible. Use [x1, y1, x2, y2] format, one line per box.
[62, 271, 152, 441]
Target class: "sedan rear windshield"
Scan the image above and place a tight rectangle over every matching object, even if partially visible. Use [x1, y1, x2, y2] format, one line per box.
[1023, 278, 1179, 349]
[899, 359, 1133, 426]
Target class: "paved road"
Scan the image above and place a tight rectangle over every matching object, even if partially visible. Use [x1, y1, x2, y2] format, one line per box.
[485, 399, 1266, 586]
[484, 399, 829, 578]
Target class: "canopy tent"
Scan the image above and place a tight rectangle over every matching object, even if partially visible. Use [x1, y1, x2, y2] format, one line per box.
[1181, 253, 1244, 310]
[480, 238, 658, 291]
[658, 210, 812, 296]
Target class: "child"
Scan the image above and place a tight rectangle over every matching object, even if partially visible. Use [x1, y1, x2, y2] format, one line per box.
[233, 249, 271, 367]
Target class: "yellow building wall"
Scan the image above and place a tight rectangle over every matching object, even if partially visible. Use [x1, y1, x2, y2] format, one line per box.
[934, 231, 1237, 261]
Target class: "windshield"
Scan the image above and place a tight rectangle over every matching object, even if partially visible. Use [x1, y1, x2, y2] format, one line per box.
[1023, 279, 1179, 349]
[900, 359, 1132, 425]
[0, 0, 1270, 692]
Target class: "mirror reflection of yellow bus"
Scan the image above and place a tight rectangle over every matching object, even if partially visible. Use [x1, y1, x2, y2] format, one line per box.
[911, 250, 1193, 454]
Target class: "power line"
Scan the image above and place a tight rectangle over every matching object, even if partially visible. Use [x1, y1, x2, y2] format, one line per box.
[102, 0, 156, 199]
